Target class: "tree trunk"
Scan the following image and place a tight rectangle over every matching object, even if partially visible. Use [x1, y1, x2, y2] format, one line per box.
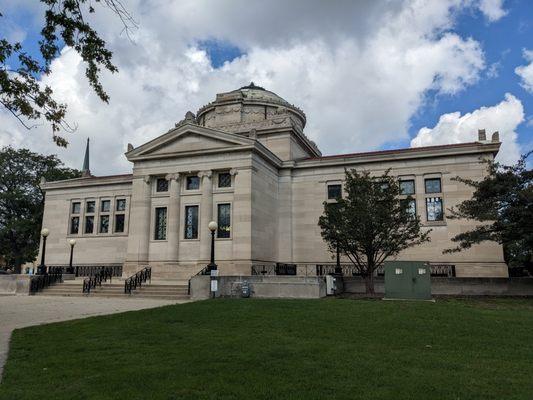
[365, 272, 375, 295]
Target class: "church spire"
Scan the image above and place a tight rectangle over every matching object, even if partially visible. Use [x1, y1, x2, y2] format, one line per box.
[82, 138, 91, 177]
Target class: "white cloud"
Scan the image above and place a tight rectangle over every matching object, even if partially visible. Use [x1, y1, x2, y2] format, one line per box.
[478, 0, 508, 22]
[0, 0, 496, 174]
[410, 93, 524, 164]
[515, 49, 533, 93]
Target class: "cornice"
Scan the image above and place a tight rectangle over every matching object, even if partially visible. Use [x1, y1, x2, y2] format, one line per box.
[41, 174, 133, 191]
[292, 142, 501, 169]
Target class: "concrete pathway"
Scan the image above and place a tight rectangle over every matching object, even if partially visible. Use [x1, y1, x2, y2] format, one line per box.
[0, 295, 189, 381]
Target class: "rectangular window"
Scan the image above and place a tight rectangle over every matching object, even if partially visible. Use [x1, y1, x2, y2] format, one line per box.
[184, 205, 199, 239]
[400, 180, 415, 195]
[327, 184, 342, 200]
[72, 202, 81, 214]
[186, 176, 200, 190]
[425, 178, 442, 194]
[85, 216, 94, 234]
[218, 172, 232, 188]
[114, 214, 125, 233]
[101, 200, 110, 212]
[156, 178, 169, 192]
[154, 207, 167, 240]
[99, 215, 109, 233]
[426, 197, 443, 221]
[116, 199, 126, 211]
[401, 198, 417, 218]
[70, 216, 79, 234]
[86, 201, 95, 213]
[217, 203, 231, 238]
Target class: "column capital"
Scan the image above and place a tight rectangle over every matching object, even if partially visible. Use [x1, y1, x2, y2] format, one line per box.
[229, 168, 239, 176]
[165, 173, 180, 181]
[142, 175, 151, 184]
[197, 170, 212, 179]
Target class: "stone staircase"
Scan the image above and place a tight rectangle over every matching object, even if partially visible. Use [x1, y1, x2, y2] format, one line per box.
[35, 278, 190, 300]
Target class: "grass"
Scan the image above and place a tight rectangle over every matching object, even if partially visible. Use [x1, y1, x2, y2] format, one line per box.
[1, 298, 533, 400]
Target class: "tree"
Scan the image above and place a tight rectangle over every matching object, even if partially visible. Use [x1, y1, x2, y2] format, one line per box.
[0, 147, 80, 272]
[0, 0, 136, 146]
[318, 169, 431, 294]
[445, 152, 533, 273]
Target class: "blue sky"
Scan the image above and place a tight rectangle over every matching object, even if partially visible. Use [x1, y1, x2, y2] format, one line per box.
[1, 0, 532, 174]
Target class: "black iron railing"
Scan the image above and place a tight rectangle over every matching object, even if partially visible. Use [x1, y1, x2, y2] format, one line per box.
[251, 263, 298, 276]
[76, 265, 122, 277]
[429, 264, 456, 277]
[29, 267, 63, 294]
[124, 267, 151, 294]
[251, 263, 456, 277]
[82, 267, 114, 294]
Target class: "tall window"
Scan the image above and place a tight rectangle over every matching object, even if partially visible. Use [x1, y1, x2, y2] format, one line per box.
[217, 203, 231, 238]
[72, 202, 81, 214]
[425, 178, 441, 194]
[184, 205, 199, 239]
[426, 197, 443, 221]
[401, 199, 417, 218]
[156, 178, 168, 192]
[218, 172, 232, 188]
[154, 207, 167, 240]
[86, 201, 96, 213]
[186, 176, 200, 190]
[400, 180, 415, 195]
[85, 216, 94, 234]
[101, 200, 110, 212]
[116, 199, 126, 211]
[99, 215, 109, 233]
[327, 184, 342, 200]
[115, 214, 125, 233]
[70, 217, 79, 234]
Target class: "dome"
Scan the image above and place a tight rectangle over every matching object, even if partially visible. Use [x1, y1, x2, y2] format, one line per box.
[196, 82, 306, 132]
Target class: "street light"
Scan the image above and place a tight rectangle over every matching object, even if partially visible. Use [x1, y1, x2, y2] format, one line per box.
[207, 221, 218, 271]
[38, 228, 50, 275]
[68, 239, 76, 274]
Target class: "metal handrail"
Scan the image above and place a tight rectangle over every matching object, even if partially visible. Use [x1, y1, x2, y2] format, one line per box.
[251, 263, 456, 277]
[124, 267, 151, 294]
[82, 266, 114, 294]
[29, 267, 63, 294]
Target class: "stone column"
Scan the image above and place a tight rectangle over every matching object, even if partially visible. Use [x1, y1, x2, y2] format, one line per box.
[198, 170, 213, 261]
[125, 175, 152, 271]
[166, 173, 180, 262]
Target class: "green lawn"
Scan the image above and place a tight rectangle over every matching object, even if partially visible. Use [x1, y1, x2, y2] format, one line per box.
[2, 298, 533, 400]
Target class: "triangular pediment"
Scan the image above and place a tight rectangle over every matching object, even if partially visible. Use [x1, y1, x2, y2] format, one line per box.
[126, 124, 255, 160]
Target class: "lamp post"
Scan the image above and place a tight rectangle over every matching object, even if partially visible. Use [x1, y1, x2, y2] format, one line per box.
[38, 228, 50, 275]
[207, 221, 218, 271]
[68, 239, 76, 274]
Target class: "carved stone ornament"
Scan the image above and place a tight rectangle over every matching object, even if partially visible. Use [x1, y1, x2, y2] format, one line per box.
[143, 175, 151, 184]
[127, 143, 134, 152]
[249, 129, 257, 139]
[229, 168, 238, 176]
[165, 173, 180, 181]
[175, 111, 198, 127]
[197, 170, 212, 179]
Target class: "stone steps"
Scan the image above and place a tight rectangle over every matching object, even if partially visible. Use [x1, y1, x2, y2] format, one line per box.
[35, 281, 190, 300]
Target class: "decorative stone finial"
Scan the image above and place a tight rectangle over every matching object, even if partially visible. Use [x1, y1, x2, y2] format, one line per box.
[175, 111, 197, 127]
[249, 128, 257, 139]
[492, 131, 500, 142]
[478, 129, 486, 141]
[39, 176, 46, 186]
[127, 143, 134, 152]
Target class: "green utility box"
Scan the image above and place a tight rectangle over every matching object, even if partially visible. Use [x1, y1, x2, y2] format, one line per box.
[384, 261, 431, 300]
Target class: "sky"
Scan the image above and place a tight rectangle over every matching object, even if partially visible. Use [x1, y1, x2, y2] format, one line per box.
[0, 0, 532, 175]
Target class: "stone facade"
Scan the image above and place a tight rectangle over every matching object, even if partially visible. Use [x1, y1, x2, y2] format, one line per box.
[39, 83, 507, 279]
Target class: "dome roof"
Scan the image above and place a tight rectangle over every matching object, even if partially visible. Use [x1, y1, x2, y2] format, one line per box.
[196, 82, 306, 127]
